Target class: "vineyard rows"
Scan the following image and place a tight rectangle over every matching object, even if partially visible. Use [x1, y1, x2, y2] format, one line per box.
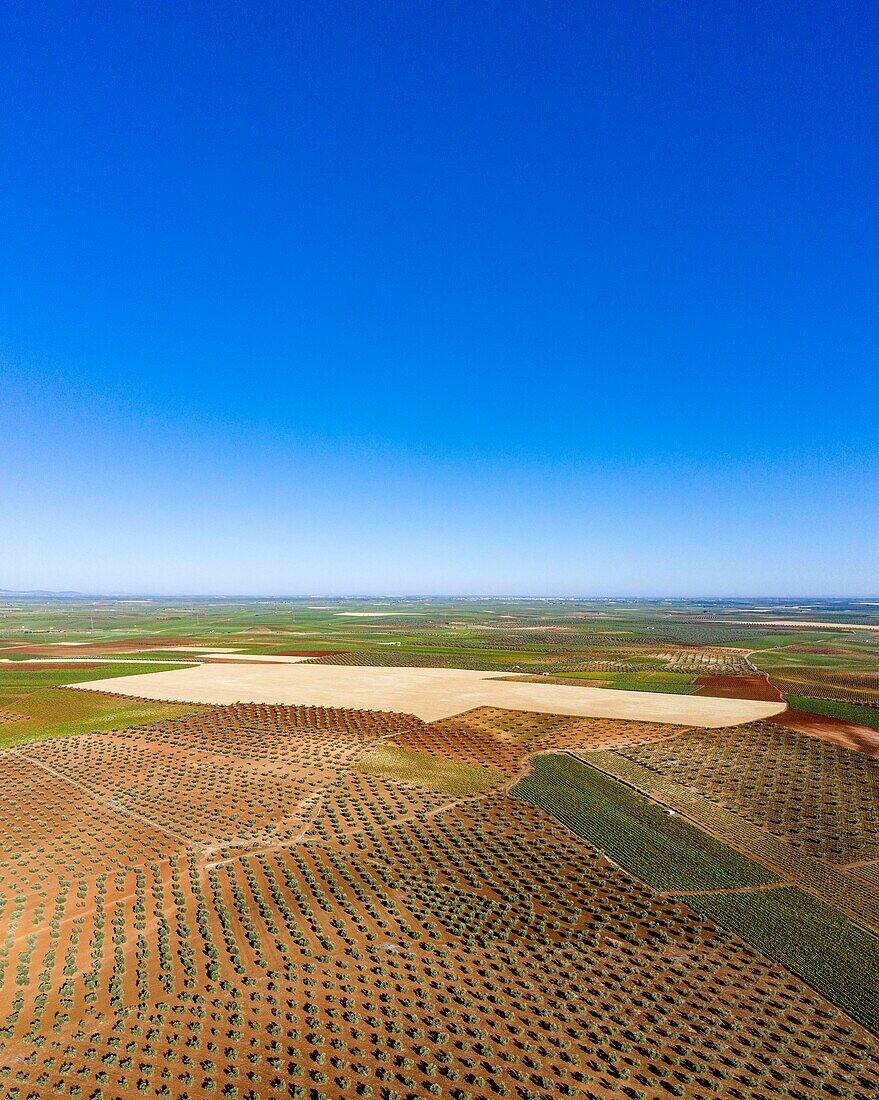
[580, 750, 879, 932]
[512, 754, 777, 892]
[619, 722, 879, 864]
[686, 887, 879, 1032]
[771, 668, 879, 706]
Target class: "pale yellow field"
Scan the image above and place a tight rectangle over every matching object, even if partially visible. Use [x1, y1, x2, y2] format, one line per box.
[71, 661, 786, 725]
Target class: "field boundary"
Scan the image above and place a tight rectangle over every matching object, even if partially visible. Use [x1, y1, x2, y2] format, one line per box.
[570, 749, 879, 933]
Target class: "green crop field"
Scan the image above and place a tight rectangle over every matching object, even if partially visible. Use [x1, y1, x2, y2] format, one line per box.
[0, 661, 189, 693]
[511, 753, 778, 891]
[0, 662, 202, 748]
[688, 887, 879, 1033]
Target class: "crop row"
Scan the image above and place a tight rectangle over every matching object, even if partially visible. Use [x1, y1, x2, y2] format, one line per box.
[1, 701, 878, 1098]
[687, 887, 879, 1034]
[512, 754, 778, 893]
[772, 668, 879, 705]
[620, 722, 879, 864]
[581, 750, 879, 932]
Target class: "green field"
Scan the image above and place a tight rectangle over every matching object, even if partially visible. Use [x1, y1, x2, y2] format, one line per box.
[357, 744, 503, 795]
[688, 887, 879, 1033]
[511, 753, 778, 891]
[0, 662, 201, 748]
[3, 596, 877, 679]
[557, 668, 696, 693]
[514, 752, 879, 1033]
[0, 661, 189, 692]
[785, 694, 879, 731]
[753, 645, 879, 670]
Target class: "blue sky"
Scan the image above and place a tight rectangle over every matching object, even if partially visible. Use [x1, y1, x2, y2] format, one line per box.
[1, 1, 876, 596]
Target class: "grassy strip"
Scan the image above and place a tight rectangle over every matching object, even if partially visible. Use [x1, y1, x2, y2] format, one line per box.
[0, 663, 203, 748]
[0, 661, 191, 693]
[511, 754, 777, 892]
[0, 687, 205, 748]
[688, 887, 879, 1034]
[357, 745, 503, 795]
[785, 695, 879, 732]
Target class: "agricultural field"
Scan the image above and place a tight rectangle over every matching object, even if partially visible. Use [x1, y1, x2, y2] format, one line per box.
[686, 887, 879, 1030]
[784, 696, 879, 732]
[357, 745, 503, 794]
[2, 700, 879, 1100]
[0, 661, 203, 749]
[618, 722, 879, 863]
[772, 668, 879, 705]
[512, 754, 779, 892]
[1, 596, 878, 1098]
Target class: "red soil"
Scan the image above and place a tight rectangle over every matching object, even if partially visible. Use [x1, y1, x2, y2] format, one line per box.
[1, 701, 877, 1097]
[774, 707, 879, 757]
[692, 673, 784, 702]
[692, 675, 879, 755]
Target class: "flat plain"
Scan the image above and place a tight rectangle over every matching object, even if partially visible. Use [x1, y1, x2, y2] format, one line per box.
[71, 660, 785, 725]
[1, 595, 879, 1100]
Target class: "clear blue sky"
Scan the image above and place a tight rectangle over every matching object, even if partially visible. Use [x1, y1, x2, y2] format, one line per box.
[1, 1, 876, 596]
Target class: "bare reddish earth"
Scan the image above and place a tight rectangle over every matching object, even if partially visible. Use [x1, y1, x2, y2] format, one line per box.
[693, 673, 879, 755]
[692, 673, 784, 701]
[1, 701, 876, 1099]
[775, 708, 879, 757]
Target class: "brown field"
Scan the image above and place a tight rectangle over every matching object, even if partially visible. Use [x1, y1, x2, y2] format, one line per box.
[774, 708, 879, 756]
[0, 697, 877, 1100]
[692, 674, 782, 701]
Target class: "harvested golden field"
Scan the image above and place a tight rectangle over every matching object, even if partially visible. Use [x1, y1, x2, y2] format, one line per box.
[0, 697, 877, 1100]
[70, 660, 786, 725]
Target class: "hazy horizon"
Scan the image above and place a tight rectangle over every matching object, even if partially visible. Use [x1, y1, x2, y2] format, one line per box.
[3, 590, 879, 603]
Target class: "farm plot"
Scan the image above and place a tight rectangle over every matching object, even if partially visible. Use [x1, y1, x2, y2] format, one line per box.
[854, 863, 879, 887]
[772, 667, 879, 705]
[620, 722, 879, 864]
[512, 753, 779, 892]
[663, 650, 754, 675]
[0, 660, 202, 751]
[1, 701, 878, 1100]
[687, 887, 879, 1033]
[357, 744, 503, 794]
[76, 659, 787, 727]
[304, 649, 518, 670]
[548, 657, 666, 673]
[581, 749, 879, 931]
[785, 695, 879, 732]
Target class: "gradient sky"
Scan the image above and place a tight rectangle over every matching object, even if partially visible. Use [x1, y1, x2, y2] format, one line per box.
[1, 1, 877, 596]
